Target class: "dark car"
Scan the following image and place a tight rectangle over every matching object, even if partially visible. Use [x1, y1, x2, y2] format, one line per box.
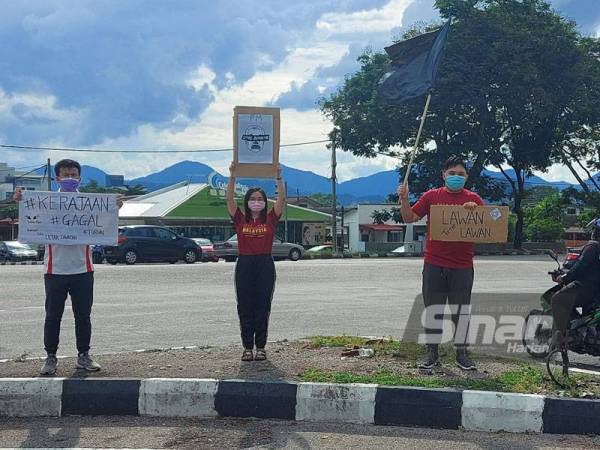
[103, 226, 201, 265]
[0, 241, 39, 262]
[91, 245, 104, 264]
[33, 244, 103, 263]
[214, 234, 304, 262]
[192, 238, 219, 262]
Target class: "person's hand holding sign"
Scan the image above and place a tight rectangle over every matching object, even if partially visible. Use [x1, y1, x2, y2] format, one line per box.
[12, 188, 23, 203]
[117, 195, 124, 209]
[398, 183, 409, 201]
[463, 201, 479, 210]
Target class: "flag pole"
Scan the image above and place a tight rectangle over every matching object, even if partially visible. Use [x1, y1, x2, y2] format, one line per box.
[402, 92, 431, 186]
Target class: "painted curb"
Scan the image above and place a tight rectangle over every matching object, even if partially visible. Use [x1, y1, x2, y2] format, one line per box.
[139, 378, 218, 418]
[62, 378, 140, 416]
[0, 378, 62, 417]
[214, 379, 297, 420]
[543, 397, 600, 434]
[462, 390, 544, 433]
[374, 386, 462, 429]
[1, 378, 600, 434]
[296, 382, 377, 424]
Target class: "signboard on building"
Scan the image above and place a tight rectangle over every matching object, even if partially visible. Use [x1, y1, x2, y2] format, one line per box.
[232, 106, 280, 179]
[18, 191, 119, 245]
[207, 171, 248, 197]
[302, 222, 326, 246]
[429, 205, 509, 243]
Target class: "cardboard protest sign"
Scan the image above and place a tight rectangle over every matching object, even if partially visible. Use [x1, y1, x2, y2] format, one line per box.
[233, 106, 280, 178]
[18, 191, 119, 245]
[429, 205, 509, 243]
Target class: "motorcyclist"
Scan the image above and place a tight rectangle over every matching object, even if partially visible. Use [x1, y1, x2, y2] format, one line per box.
[551, 217, 600, 349]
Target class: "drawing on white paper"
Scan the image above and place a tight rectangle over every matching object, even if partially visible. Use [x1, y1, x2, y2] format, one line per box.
[237, 114, 274, 164]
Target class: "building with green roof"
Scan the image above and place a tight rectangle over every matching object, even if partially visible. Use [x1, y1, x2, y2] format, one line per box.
[119, 182, 332, 243]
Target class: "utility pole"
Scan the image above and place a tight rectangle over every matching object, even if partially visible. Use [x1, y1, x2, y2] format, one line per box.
[341, 205, 345, 252]
[47, 158, 52, 190]
[284, 181, 288, 242]
[331, 143, 338, 255]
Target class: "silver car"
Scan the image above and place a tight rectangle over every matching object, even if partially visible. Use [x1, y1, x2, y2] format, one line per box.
[214, 234, 304, 262]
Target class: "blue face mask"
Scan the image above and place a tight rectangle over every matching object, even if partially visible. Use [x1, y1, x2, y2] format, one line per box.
[445, 175, 466, 191]
[58, 178, 81, 192]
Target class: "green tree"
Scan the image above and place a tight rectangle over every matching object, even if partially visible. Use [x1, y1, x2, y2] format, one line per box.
[309, 193, 338, 207]
[371, 209, 392, 224]
[121, 184, 148, 196]
[0, 203, 18, 220]
[523, 193, 566, 242]
[79, 180, 121, 194]
[371, 207, 403, 224]
[321, 0, 600, 249]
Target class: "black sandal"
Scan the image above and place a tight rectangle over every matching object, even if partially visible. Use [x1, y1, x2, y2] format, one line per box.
[255, 348, 267, 361]
[241, 349, 254, 361]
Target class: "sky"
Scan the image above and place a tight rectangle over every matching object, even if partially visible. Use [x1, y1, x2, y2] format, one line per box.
[0, 0, 599, 182]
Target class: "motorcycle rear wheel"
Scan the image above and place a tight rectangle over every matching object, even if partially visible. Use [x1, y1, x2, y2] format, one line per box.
[523, 309, 552, 358]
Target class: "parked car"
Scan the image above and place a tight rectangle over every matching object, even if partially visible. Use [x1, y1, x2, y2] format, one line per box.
[0, 241, 39, 262]
[103, 226, 202, 265]
[91, 245, 104, 264]
[306, 245, 351, 257]
[32, 244, 104, 263]
[33, 243, 45, 261]
[192, 238, 219, 262]
[214, 234, 304, 262]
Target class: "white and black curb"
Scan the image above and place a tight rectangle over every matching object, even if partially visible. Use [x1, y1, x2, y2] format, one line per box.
[1, 378, 600, 434]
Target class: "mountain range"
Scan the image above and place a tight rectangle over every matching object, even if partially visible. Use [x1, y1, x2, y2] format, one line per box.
[34, 160, 599, 206]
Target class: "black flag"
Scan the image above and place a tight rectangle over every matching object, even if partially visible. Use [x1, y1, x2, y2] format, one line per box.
[379, 22, 450, 103]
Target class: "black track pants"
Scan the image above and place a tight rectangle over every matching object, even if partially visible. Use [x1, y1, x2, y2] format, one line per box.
[234, 255, 276, 349]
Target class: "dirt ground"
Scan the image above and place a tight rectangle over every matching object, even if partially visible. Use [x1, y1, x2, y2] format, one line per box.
[0, 340, 522, 381]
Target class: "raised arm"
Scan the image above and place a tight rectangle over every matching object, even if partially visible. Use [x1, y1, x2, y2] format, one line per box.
[227, 162, 238, 217]
[398, 182, 421, 223]
[273, 164, 286, 217]
[12, 187, 23, 202]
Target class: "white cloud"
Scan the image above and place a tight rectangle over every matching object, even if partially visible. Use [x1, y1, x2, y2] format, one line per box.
[317, 0, 413, 35]
[0, 0, 419, 183]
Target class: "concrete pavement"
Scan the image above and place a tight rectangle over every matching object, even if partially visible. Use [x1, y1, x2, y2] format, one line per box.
[0, 256, 552, 360]
[1, 416, 599, 449]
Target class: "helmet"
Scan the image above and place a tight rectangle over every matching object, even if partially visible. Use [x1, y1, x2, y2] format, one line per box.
[585, 217, 600, 232]
[585, 217, 600, 239]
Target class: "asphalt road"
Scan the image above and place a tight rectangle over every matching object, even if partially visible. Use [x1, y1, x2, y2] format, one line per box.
[1, 416, 599, 449]
[0, 256, 553, 360]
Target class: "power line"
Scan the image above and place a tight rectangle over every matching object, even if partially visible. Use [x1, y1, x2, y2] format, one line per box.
[0, 139, 331, 154]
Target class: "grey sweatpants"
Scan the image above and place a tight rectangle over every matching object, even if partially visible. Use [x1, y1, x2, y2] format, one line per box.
[422, 263, 474, 348]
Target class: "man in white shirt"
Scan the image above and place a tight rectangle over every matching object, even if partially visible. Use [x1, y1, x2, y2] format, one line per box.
[14, 159, 122, 375]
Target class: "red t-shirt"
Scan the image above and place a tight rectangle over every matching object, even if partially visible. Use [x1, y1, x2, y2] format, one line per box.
[232, 208, 281, 256]
[412, 187, 484, 269]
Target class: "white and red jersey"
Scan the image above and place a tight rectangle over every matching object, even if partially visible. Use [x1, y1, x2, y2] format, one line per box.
[44, 244, 94, 275]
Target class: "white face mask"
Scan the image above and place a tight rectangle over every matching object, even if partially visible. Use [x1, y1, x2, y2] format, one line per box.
[248, 200, 265, 212]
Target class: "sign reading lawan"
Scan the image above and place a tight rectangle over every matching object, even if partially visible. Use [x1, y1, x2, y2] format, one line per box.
[429, 205, 509, 243]
[18, 191, 119, 245]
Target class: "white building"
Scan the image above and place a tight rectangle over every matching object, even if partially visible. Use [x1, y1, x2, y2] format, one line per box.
[0, 163, 47, 200]
[342, 203, 427, 253]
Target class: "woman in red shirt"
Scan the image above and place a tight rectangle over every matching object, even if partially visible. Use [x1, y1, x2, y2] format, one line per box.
[227, 162, 286, 361]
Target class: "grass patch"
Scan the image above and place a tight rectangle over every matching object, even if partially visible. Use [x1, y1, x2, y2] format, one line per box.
[307, 335, 523, 365]
[299, 365, 600, 398]
[304, 335, 600, 398]
[300, 367, 505, 391]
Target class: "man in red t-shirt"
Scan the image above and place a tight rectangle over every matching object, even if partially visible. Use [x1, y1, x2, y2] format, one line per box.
[399, 156, 484, 371]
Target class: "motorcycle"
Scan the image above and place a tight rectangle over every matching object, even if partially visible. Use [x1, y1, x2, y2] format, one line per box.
[522, 250, 600, 387]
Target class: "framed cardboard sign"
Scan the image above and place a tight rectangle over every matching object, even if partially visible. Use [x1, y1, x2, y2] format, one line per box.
[18, 191, 119, 245]
[429, 205, 509, 243]
[233, 106, 280, 178]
